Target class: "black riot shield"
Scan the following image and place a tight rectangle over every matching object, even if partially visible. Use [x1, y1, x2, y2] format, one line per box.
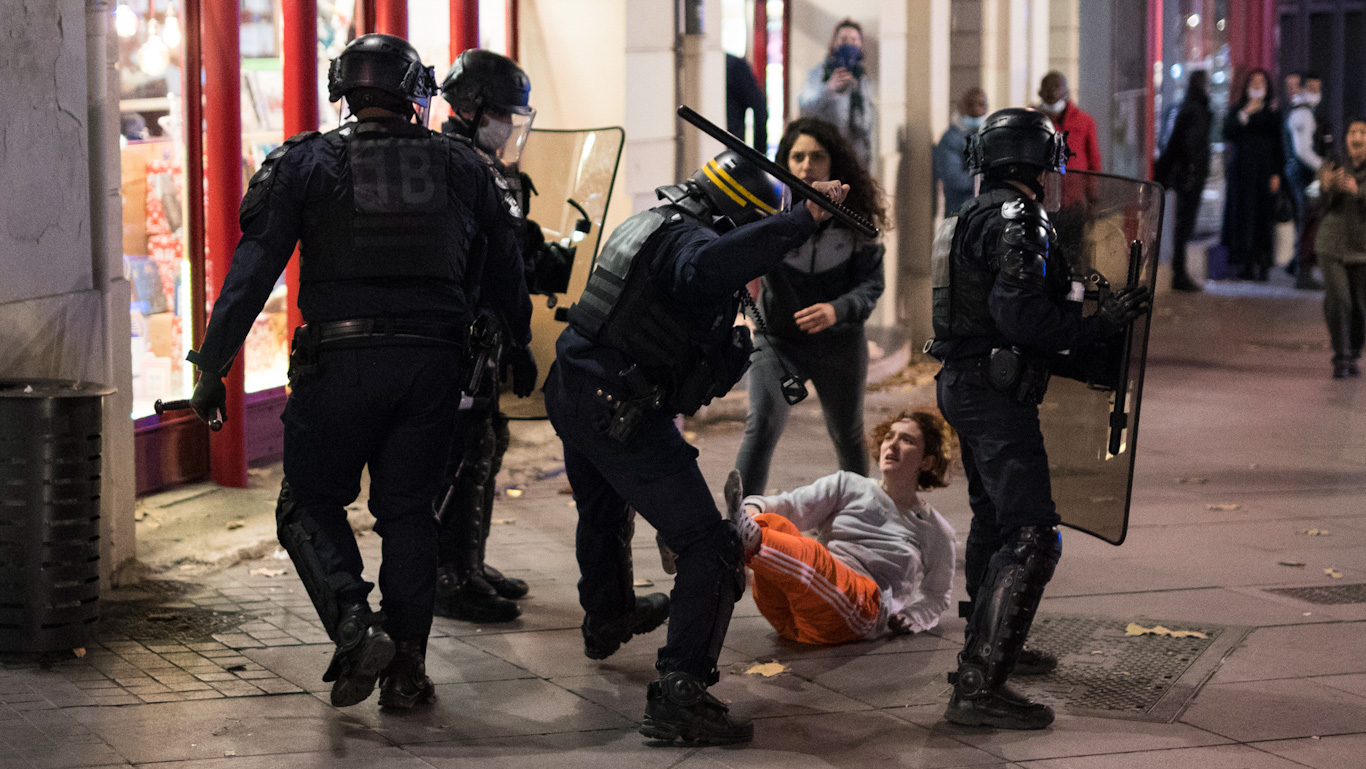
[1039, 170, 1163, 545]
[501, 127, 625, 420]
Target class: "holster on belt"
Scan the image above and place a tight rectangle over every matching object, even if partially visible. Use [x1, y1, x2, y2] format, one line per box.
[987, 347, 1051, 406]
[598, 364, 664, 444]
[288, 324, 321, 381]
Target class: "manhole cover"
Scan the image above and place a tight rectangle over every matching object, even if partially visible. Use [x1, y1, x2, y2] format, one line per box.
[1264, 583, 1366, 605]
[1014, 615, 1248, 723]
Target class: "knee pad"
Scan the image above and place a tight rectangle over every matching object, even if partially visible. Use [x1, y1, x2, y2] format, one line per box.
[1004, 525, 1062, 585]
[275, 481, 365, 640]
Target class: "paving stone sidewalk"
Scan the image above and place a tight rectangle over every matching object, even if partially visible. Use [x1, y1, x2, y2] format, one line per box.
[5, 269, 1366, 768]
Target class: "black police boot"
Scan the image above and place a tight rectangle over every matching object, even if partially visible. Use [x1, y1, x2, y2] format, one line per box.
[378, 639, 436, 710]
[482, 563, 529, 599]
[1014, 646, 1058, 676]
[944, 526, 1061, 730]
[641, 671, 753, 746]
[582, 593, 671, 660]
[321, 603, 395, 707]
[434, 565, 521, 624]
[945, 665, 1054, 729]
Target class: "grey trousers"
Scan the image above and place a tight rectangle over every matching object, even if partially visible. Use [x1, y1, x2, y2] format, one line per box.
[736, 329, 869, 494]
[1321, 257, 1366, 363]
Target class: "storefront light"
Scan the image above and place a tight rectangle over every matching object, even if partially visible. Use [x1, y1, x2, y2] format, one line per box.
[115, 3, 138, 38]
[1216, 18, 1226, 31]
[163, 6, 181, 49]
[137, 26, 171, 76]
[1187, 14, 1201, 28]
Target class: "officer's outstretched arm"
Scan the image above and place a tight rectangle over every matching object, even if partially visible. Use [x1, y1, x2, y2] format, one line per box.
[670, 208, 820, 305]
[189, 139, 311, 377]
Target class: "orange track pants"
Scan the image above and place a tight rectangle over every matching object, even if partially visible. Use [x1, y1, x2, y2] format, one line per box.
[750, 513, 882, 645]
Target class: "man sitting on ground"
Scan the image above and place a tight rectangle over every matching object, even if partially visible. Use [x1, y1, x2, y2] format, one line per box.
[727, 410, 957, 644]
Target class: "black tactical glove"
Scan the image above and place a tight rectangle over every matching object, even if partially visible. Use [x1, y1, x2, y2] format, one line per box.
[1094, 284, 1153, 337]
[505, 345, 538, 397]
[190, 373, 227, 425]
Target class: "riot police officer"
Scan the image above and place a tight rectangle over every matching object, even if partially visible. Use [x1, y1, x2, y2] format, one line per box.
[186, 34, 534, 710]
[431, 49, 541, 624]
[544, 150, 847, 745]
[928, 108, 1152, 729]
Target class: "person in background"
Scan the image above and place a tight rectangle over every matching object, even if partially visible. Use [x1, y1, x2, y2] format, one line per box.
[799, 18, 876, 170]
[1221, 68, 1285, 282]
[935, 87, 989, 217]
[1284, 72, 1326, 290]
[735, 117, 886, 498]
[726, 53, 768, 153]
[1316, 118, 1366, 378]
[1036, 71, 1101, 172]
[1154, 70, 1212, 293]
[730, 410, 956, 646]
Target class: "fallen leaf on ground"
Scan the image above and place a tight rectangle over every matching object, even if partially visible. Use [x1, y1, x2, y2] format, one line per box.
[1090, 650, 1104, 655]
[1325, 568, 1344, 579]
[1125, 622, 1208, 639]
[73, 647, 86, 658]
[558, 484, 573, 495]
[683, 431, 698, 442]
[134, 509, 147, 521]
[1206, 503, 1241, 511]
[633, 578, 654, 587]
[178, 564, 196, 570]
[1278, 561, 1307, 568]
[744, 661, 790, 677]
[566, 501, 576, 507]
[272, 548, 289, 560]
[1301, 528, 1332, 536]
[504, 488, 523, 498]
[249, 568, 287, 577]
[490, 518, 516, 525]
[144, 519, 160, 529]
[226, 520, 245, 531]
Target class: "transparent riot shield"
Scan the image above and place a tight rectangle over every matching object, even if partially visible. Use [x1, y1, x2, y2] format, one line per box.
[1039, 170, 1164, 545]
[501, 127, 625, 420]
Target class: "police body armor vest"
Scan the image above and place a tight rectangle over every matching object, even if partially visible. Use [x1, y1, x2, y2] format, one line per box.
[931, 188, 1065, 340]
[299, 120, 473, 285]
[567, 206, 749, 413]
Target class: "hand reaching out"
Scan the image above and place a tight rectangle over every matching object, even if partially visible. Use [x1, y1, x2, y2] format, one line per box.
[805, 180, 850, 221]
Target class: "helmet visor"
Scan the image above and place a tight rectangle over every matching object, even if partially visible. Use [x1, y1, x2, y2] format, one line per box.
[479, 108, 536, 165]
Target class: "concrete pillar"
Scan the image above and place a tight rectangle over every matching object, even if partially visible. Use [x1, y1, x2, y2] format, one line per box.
[950, 0, 985, 103]
[624, 0, 678, 213]
[880, 0, 950, 342]
[1049, 0, 1080, 92]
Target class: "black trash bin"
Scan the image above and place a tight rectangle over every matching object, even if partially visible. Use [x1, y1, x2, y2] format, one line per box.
[0, 379, 115, 653]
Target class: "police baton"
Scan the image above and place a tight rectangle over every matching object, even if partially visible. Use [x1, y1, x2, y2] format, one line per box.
[676, 105, 879, 238]
[154, 399, 223, 432]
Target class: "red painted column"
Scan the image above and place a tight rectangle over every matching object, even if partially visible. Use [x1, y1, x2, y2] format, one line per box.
[752, 0, 767, 93]
[1145, 0, 1162, 179]
[373, 0, 407, 38]
[451, 0, 478, 61]
[184, 0, 205, 348]
[203, 0, 248, 487]
[282, 0, 317, 336]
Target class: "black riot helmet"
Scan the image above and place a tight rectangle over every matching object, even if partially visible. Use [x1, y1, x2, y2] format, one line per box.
[442, 49, 536, 163]
[966, 107, 1073, 195]
[327, 34, 440, 124]
[686, 150, 783, 228]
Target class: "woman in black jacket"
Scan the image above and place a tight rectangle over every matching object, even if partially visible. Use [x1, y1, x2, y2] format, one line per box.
[1221, 68, 1286, 281]
[1156, 70, 1212, 292]
[735, 118, 887, 495]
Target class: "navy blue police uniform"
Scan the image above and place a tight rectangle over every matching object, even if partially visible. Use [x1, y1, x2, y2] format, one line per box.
[190, 114, 531, 664]
[542, 155, 825, 742]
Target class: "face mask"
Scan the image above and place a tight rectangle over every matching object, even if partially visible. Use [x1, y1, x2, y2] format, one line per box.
[1247, 87, 1267, 100]
[958, 115, 983, 133]
[1041, 99, 1066, 115]
[476, 118, 514, 155]
[1303, 91, 1322, 107]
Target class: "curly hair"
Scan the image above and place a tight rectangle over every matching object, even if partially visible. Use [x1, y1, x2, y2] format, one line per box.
[775, 117, 889, 231]
[868, 409, 956, 490]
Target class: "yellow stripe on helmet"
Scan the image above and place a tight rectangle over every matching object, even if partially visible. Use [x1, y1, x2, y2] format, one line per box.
[708, 159, 778, 215]
[702, 162, 748, 208]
